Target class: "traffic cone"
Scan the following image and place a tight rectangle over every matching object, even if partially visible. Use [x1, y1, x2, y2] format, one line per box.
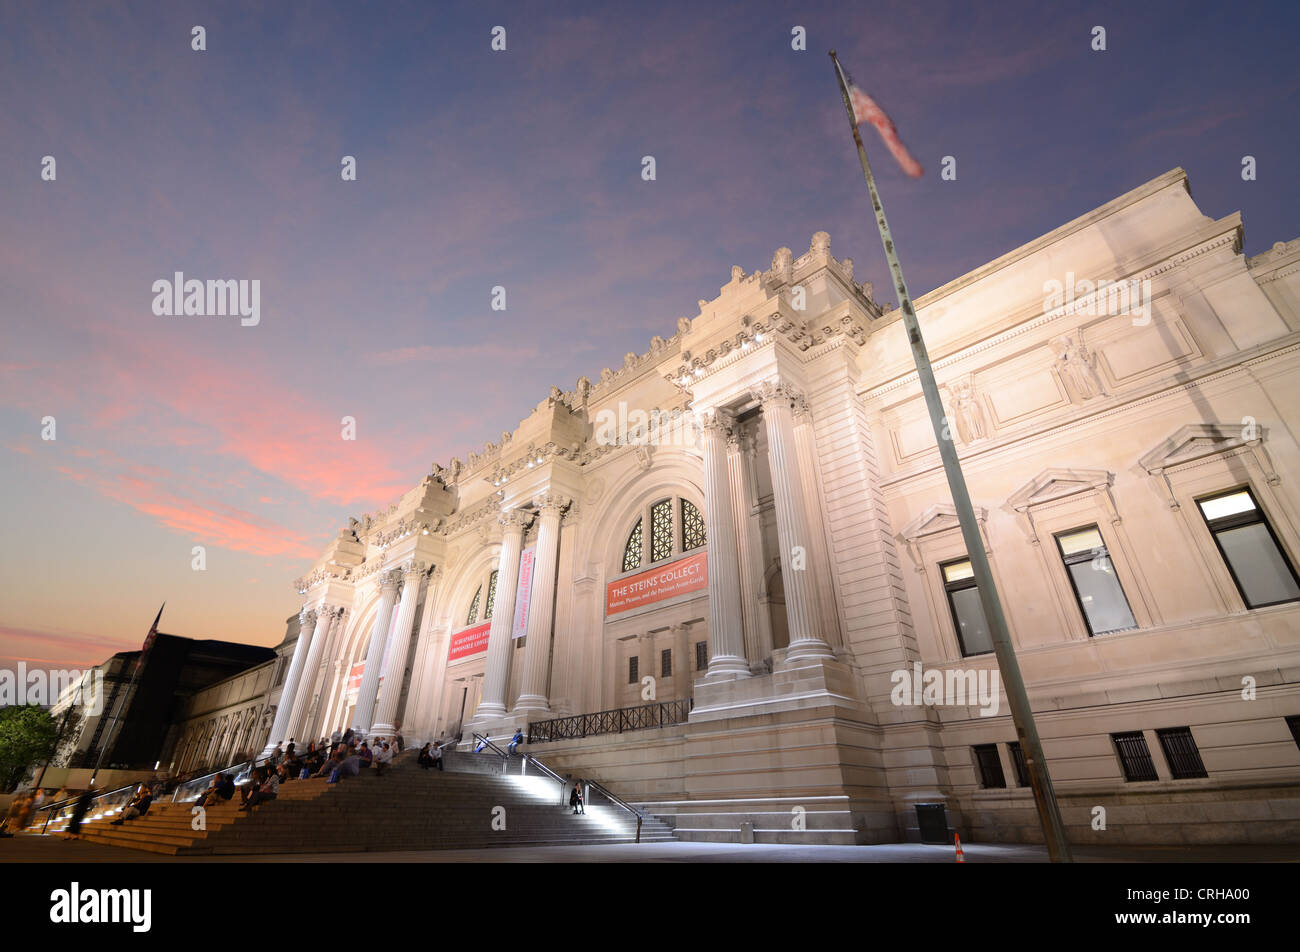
[954, 833, 965, 863]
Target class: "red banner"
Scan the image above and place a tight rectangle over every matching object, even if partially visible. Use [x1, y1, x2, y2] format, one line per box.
[606, 551, 708, 615]
[448, 620, 492, 661]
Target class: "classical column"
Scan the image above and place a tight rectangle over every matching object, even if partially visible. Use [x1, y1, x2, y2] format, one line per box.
[371, 560, 426, 737]
[352, 569, 402, 734]
[755, 382, 835, 661]
[474, 509, 532, 718]
[400, 568, 444, 740]
[699, 409, 750, 680]
[515, 494, 569, 713]
[727, 422, 765, 666]
[285, 606, 340, 744]
[793, 396, 840, 647]
[259, 606, 315, 757]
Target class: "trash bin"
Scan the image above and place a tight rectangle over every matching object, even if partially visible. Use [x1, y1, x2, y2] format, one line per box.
[915, 803, 949, 844]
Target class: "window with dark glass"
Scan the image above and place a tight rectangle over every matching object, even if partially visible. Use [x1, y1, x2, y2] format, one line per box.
[1196, 488, 1300, 609]
[1112, 731, 1158, 782]
[1287, 715, 1300, 751]
[1055, 526, 1137, 635]
[623, 518, 643, 573]
[682, 499, 706, 551]
[1156, 727, 1208, 780]
[484, 570, 499, 619]
[1008, 741, 1032, 787]
[466, 585, 482, 626]
[973, 744, 1005, 788]
[661, 648, 672, 678]
[941, 559, 993, 656]
[628, 656, 639, 684]
[695, 641, 707, 671]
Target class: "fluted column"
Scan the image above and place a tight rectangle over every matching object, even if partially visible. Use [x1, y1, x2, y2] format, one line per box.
[755, 382, 835, 661]
[475, 509, 532, 718]
[400, 568, 444, 739]
[515, 494, 568, 713]
[371, 560, 426, 737]
[259, 606, 316, 757]
[285, 606, 341, 744]
[699, 409, 750, 680]
[352, 569, 402, 734]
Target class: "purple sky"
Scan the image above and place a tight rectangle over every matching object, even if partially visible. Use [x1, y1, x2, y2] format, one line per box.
[2, 0, 1297, 671]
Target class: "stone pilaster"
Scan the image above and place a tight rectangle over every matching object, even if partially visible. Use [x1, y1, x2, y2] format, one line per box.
[352, 569, 402, 733]
[260, 606, 315, 757]
[515, 494, 569, 713]
[370, 560, 426, 737]
[699, 408, 750, 680]
[755, 381, 835, 662]
[474, 509, 532, 718]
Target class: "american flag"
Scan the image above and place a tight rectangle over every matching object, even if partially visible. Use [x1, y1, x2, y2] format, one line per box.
[843, 68, 924, 178]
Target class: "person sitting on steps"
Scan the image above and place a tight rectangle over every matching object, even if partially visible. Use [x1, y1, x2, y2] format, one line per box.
[110, 786, 153, 825]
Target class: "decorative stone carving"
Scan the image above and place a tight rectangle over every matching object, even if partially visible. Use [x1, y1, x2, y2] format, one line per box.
[810, 231, 831, 255]
[771, 246, 793, 284]
[730, 265, 745, 282]
[944, 377, 988, 444]
[1051, 332, 1107, 403]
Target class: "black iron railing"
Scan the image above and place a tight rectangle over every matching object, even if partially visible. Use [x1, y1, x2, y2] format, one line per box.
[527, 698, 693, 743]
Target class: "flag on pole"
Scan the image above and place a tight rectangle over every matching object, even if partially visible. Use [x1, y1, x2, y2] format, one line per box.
[841, 65, 924, 178]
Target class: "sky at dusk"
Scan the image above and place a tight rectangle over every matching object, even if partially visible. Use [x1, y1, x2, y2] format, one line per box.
[2, 0, 1298, 673]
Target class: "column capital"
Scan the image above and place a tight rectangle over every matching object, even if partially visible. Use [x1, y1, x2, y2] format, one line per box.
[499, 508, 534, 533]
[298, 607, 318, 629]
[697, 407, 735, 439]
[402, 559, 427, 580]
[532, 492, 571, 515]
[751, 379, 804, 410]
[378, 568, 403, 594]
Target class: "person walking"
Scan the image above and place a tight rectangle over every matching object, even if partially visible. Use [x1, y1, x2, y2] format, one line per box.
[67, 788, 94, 838]
[570, 780, 585, 815]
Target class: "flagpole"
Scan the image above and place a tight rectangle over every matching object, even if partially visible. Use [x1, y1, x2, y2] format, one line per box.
[829, 50, 1072, 862]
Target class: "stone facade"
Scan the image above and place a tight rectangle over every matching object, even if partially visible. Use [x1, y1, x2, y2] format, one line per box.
[254, 168, 1300, 844]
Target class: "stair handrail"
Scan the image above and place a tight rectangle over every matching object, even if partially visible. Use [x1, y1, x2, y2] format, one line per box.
[29, 780, 144, 834]
[515, 749, 567, 805]
[170, 758, 259, 803]
[580, 777, 645, 843]
[470, 732, 510, 772]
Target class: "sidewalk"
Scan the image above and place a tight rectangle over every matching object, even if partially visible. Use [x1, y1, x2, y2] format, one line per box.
[2, 835, 1296, 863]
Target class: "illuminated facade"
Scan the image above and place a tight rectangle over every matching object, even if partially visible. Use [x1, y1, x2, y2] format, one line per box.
[174, 168, 1300, 844]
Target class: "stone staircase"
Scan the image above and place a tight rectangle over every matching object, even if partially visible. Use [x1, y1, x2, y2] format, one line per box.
[41, 752, 676, 856]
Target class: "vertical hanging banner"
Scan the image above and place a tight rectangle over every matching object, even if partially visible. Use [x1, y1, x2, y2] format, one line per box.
[512, 545, 536, 639]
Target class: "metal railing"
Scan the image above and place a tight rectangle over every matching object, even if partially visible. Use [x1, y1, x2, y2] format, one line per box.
[527, 698, 693, 743]
[470, 733, 510, 772]
[29, 781, 144, 834]
[581, 777, 644, 842]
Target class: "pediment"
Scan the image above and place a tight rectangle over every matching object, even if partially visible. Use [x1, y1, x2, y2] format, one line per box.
[1008, 468, 1113, 511]
[900, 503, 988, 541]
[1139, 424, 1262, 473]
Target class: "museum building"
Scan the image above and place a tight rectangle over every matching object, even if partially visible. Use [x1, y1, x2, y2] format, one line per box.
[169, 169, 1300, 845]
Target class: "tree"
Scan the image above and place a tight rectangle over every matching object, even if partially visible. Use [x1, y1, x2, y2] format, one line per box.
[0, 705, 59, 792]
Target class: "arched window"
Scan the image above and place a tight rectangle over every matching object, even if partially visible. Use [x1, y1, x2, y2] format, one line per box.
[623, 520, 643, 573]
[466, 586, 482, 626]
[620, 495, 705, 573]
[682, 499, 706, 551]
[464, 569, 500, 626]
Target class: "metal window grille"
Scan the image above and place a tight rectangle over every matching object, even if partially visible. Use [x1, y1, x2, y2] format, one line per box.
[651, 499, 673, 562]
[466, 585, 482, 626]
[661, 648, 672, 678]
[682, 499, 706, 551]
[1008, 741, 1031, 787]
[973, 744, 1005, 788]
[484, 571, 499, 619]
[1112, 731, 1158, 782]
[695, 641, 707, 671]
[628, 656, 639, 684]
[1156, 727, 1208, 780]
[623, 518, 643, 573]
